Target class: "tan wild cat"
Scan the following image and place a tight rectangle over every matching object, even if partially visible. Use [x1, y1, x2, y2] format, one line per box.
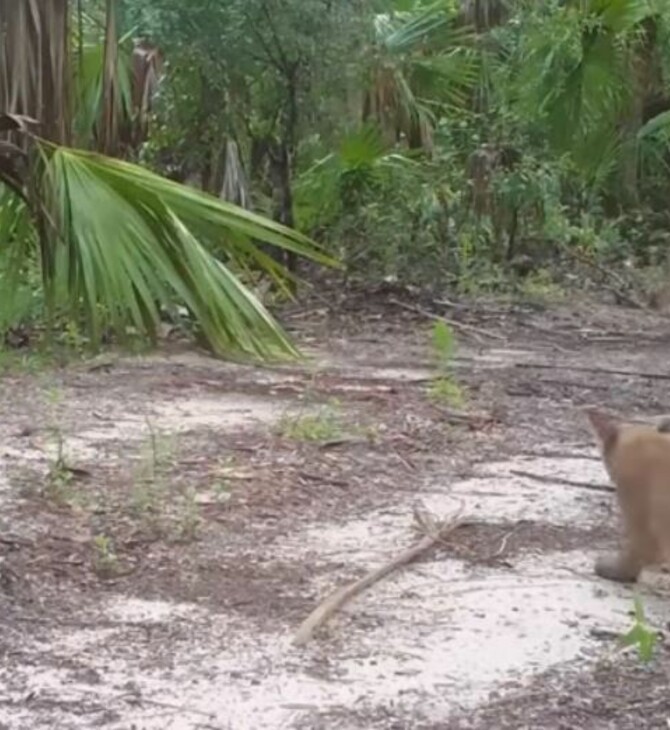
[586, 407, 670, 583]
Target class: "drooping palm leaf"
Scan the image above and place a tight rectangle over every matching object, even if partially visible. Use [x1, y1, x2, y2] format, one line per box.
[294, 124, 419, 231]
[72, 30, 135, 148]
[4, 142, 336, 360]
[0, 0, 336, 363]
[367, 1, 478, 149]
[510, 0, 656, 185]
[380, 2, 456, 55]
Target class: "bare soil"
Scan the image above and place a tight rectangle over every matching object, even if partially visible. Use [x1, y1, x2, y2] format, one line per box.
[2, 289, 670, 729]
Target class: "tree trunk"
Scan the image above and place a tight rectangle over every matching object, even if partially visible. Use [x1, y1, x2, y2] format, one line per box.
[0, 0, 71, 145]
[99, 0, 121, 156]
[618, 17, 662, 209]
[269, 140, 297, 276]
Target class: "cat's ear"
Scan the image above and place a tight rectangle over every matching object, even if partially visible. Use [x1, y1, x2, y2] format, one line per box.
[583, 407, 619, 454]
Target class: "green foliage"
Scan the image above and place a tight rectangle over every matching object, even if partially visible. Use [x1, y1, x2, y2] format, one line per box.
[621, 595, 659, 663]
[295, 124, 419, 231]
[133, 0, 368, 185]
[323, 0, 670, 289]
[277, 401, 344, 443]
[128, 424, 203, 542]
[5, 0, 670, 347]
[427, 320, 465, 407]
[71, 18, 135, 148]
[432, 320, 455, 364]
[92, 534, 121, 578]
[428, 376, 465, 408]
[0, 140, 334, 360]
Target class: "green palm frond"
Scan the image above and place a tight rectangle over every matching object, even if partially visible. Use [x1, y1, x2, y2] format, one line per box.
[367, 1, 477, 148]
[380, 2, 457, 55]
[412, 48, 481, 108]
[294, 124, 418, 231]
[0, 185, 43, 332]
[637, 109, 670, 176]
[593, 0, 657, 33]
[73, 34, 134, 146]
[2, 142, 336, 361]
[511, 0, 652, 183]
[543, 32, 628, 149]
[339, 125, 388, 168]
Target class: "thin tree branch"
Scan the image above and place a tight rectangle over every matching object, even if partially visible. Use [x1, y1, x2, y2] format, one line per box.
[293, 505, 464, 646]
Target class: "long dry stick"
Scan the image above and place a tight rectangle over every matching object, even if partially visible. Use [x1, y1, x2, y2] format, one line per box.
[292, 506, 464, 647]
[559, 245, 646, 310]
[515, 362, 670, 382]
[388, 298, 505, 342]
[517, 449, 601, 461]
[510, 468, 614, 493]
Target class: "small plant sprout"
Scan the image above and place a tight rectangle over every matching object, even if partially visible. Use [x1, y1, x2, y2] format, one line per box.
[212, 480, 232, 504]
[42, 385, 79, 504]
[427, 320, 466, 407]
[432, 320, 456, 366]
[129, 420, 175, 533]
[621, 595, 659, 663]
[92, 534, 120, 578]
[171, 486, 202, 542]
[44, 458, 75, 505]
[277, 399, 344, 442]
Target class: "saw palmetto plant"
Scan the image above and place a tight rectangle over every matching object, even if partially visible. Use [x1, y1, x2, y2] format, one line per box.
[0, 0, 333, 361]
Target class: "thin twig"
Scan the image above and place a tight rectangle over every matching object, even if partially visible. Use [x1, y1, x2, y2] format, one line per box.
[121, 693, 218, 721]
[431, 406, 498, 427]
[510, 469, 614, 493]
[515, 362, 670, 381]
[560, 245, 646, 310]
[535, 377, 612, 391]
[292, 505, 465, 646]
[388, 298, 505, 342]
[490, 522, 526, 559]
[517, 450, 601, 462]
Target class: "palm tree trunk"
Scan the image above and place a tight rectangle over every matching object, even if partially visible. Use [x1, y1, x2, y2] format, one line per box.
[618, 17, 663, 209]
[0, 0, 71, 145]
[100, 0, 121, 155]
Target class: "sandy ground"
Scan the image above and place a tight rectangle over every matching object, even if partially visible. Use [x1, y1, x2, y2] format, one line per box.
[2, 292, 670, 729]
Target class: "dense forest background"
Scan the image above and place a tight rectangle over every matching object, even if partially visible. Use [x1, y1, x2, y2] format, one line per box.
[2, 0, 670, 358]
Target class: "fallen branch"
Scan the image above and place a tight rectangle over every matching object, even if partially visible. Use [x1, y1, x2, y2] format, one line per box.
[517, 450, 601, 462]
[432, 405, 499, 428]
[510, 469, 614, 493]
[560, 245, 646, 310]
[292, 504, 465, 647]
[535, 377, 612, 392]
[388, 298, 505, 342]
[515, 362, 670, 382]
[489, 522, 525, 559]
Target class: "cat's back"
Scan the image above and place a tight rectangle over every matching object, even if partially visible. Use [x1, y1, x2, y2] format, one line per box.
[608, 423, 670, 490]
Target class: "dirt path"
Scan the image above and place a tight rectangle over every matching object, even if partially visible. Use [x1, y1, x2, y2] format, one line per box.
[2, 295, 670, 729]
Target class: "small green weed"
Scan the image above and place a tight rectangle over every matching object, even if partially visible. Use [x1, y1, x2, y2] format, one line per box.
[0, 348, 57, 375]
[427, 321, 466, 407]
[91, 534, 120, 578]
[277, 400, 344, 442]
[211, 479, 233, 504]
[43, 387, 79, 505]
[518, 269, 566, 303]
[44, 459, 75, 505]
[428, 376, 466, 408]
[129, 421, 175, 531]
[622, 595, 658, 663]
[129, 423, 202, 543]
[432, 320, 456, 366]
[170, 486, 202, 542]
